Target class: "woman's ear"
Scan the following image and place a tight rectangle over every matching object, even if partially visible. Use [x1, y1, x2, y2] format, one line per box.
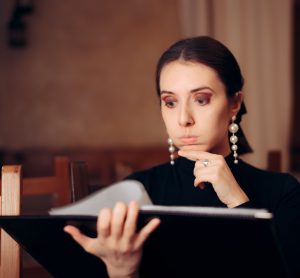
[230, 91, 243, 117]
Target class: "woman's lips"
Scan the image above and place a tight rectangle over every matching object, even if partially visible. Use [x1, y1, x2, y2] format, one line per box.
[179, 136, 198, 144]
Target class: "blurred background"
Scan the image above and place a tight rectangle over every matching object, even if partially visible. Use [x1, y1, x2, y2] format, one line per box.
[0, 0, 300, 185]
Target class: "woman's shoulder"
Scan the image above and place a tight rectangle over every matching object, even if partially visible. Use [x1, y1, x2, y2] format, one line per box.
[239, 159, 300, 189]
[236, 159, 300, 211]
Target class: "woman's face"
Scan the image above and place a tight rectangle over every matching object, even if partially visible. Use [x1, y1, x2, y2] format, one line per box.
[159, 60, 241, 156]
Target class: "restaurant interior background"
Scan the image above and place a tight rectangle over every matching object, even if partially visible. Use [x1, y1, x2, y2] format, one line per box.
[0, 0, 300, 188]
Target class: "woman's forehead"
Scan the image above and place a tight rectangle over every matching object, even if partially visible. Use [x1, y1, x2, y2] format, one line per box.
[160, 61, 225, 93]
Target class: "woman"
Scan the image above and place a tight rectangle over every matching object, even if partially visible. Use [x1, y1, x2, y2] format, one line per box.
[64, 36, 300, 277]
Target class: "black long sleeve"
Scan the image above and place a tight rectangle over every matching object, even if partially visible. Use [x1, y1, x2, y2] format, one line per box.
[127, 156, 300, 276]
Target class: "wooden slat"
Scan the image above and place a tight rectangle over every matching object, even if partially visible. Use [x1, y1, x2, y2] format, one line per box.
[23, 177, 57, 195]
[0, 165, 22, 278]
[70, 161, 89, 202]
[54, 156, 71, 205]
[1, 165, 22, 215]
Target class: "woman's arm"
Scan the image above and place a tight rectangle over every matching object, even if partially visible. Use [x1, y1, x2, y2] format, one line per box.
[64, 201, 160, 278]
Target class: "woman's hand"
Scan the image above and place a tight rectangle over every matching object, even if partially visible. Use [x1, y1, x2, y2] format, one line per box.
[178, 147, 249, 208]
[64, 201, 160, 278]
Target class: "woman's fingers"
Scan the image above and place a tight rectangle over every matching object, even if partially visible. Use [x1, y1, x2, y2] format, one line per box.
[111, 202, 128, 238]
[178, 149, 214, 161]
[64, 225, 94, 251]
[135, 218, 161, 249]
[123, 201, 139, 238]
[97, 208, 112, 238]
[64, 225, 81, 239]
[179, 150, 225, 188]
[64, 201, 161, 278]
[192, 157, 217, 186]
[65, 202, 160, 256]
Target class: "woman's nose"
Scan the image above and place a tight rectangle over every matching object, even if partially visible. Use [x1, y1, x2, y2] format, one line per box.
[179, 105, 195, 127]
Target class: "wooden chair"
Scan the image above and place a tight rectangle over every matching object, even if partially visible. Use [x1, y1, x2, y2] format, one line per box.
[0, 156, 90, 277]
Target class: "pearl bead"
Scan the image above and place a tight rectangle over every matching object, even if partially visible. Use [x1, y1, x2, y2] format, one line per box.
[169, 146, 175, 153]
[230, 135, 238, 144]
[234, 159, 238, 164]
[168, 138, 173, 145]
[233, 153, 238, 158]
[229, 123, 239, 133]
[170, 160, 175, 165]
[231, 144, 238, 151]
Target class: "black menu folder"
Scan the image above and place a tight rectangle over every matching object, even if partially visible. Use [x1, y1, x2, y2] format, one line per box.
[0, 206, 290, 278]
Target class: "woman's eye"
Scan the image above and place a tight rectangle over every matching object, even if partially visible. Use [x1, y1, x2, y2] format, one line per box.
[162, 97, 177, 108]
[195, 94, 211, 106]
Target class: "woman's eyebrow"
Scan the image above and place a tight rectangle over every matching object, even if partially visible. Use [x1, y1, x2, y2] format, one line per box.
[160, 87, 214, 95]
[160, 90, 175, 95]
[190, 86, 214, 93]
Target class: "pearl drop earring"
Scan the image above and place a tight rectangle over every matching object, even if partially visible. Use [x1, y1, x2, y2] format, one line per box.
[229, 115, 239, 164]
[168, 138, 175, 165]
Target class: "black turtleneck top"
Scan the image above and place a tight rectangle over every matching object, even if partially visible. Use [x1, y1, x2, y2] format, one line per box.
[127, 156, 300, 276]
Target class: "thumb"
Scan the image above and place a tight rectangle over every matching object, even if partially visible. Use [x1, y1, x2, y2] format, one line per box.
[64, 225, 94, 252]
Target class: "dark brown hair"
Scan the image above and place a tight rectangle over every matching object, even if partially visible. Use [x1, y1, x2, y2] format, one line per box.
[156, 36, 252, 154]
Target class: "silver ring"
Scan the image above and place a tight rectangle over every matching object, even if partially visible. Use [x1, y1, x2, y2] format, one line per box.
[201, 159, 210, 167]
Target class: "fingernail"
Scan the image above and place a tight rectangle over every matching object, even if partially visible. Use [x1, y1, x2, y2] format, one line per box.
[199, 182, 205, 190]
[194, 181, 205, 189]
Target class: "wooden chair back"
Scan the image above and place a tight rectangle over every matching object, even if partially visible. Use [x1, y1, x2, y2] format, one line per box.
[0, 156, 90, 277]
[22, 156, 71, 208]
[0, 165, 22, 278]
